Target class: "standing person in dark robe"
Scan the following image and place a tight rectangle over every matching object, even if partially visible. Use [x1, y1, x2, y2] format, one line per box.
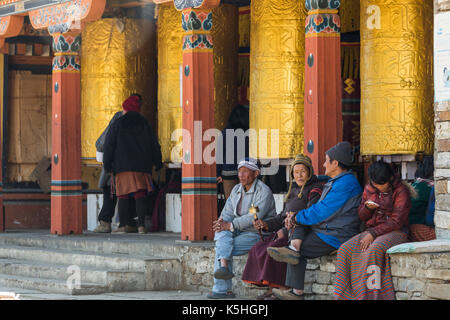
[241, 154, 323, 300]
[103, 94, 162, 234]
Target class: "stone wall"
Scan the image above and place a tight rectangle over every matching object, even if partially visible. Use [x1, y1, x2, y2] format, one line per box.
[178, 242, 450, 300]
[435, 0, 450, 240]
[388, 241, 450, 300]
[179, 245, 338, 299]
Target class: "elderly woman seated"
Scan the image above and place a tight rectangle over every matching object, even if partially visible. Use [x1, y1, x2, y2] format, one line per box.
[241, 154, 323, 300]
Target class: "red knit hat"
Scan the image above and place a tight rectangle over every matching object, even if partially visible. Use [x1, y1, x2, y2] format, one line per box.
[122, 95, 141, 113]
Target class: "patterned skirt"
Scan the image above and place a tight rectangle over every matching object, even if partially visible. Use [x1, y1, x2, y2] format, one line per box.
[409, 224, 436, 242]
[334, 230, 408, 300]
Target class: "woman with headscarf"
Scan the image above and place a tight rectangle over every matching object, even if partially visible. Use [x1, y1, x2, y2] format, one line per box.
[334, 160, 411, 300]
[103, 94, 162, 234]
[241, 154, 323, 300]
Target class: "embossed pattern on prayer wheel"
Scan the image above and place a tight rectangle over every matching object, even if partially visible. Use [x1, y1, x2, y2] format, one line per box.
[360, 0, 434, 155]
[157, 4, 184, 163]
[250, 0, 307, 159]
[81, 18, 157, 164]
[157, 4, 238, 163]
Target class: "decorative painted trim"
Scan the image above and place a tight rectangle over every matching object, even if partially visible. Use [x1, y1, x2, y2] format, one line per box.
[182, 177, 217, 183]
[51, 191, 82, 196]
[175, 0, 204, 10]
[305, 0, 340, 11]
[305, 13, 340, 35]
[181, 10, 212, 32]
[182, 188, 217, 195]
[0, 15, 22, 37]
[52, 33, 81, 53]
[28, 0, 105, 33]
[183, 34, 213, 50]
[0, 0, 71, 18]
[51, 180, 82, 186]
[174, 0, 220, 10]
[308, 9, 338, 15]
[305, 32, 340, 38]
[181, 9, 214, 51]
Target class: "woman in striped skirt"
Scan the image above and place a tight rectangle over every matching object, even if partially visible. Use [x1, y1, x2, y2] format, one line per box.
[334, 160, 411, 300]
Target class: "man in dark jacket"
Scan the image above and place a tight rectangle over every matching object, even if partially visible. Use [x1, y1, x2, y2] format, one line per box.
[103, 94, 162, 233]
[269, 141, 362, 300]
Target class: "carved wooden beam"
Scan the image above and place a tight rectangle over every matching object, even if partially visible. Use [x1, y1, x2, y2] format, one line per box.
[28, 0, 105, 33]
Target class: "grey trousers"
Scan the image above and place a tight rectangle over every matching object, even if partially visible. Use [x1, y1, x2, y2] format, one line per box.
[285, 226, 335, 290]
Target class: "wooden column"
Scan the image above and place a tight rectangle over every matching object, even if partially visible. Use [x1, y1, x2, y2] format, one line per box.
[0, 53, 4, 232]
[303, 0, 342, 174]
[28, 0, 106, 235]
[0, 15, 24, 232]
[50, 31, 83, 235]
[177, 0, 220, 241]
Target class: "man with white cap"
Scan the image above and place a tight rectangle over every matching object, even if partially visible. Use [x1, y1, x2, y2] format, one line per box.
[207, 157, 277, 299]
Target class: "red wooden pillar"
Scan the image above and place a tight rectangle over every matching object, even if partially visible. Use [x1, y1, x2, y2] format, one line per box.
[303, 0, 343, 174]
[28, 0, 106, 235]
[177, 0, 220, 241]
[0, 15, 25, 232]
[50, 31, 83, 235]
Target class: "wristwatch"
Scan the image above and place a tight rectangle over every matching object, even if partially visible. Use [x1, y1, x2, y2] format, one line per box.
[229, 222, 234, 232]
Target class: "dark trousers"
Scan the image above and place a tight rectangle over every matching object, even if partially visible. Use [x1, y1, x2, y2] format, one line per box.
[118, 196, 147, 227]
[98, 186, 136, 227]
[285, 226, 335, 290]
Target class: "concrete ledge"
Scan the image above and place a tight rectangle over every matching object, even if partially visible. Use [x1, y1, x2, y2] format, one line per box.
[387, 240, 450, 254]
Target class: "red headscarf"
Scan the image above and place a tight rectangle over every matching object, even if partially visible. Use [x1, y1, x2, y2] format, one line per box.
[122, 95, 141, 113]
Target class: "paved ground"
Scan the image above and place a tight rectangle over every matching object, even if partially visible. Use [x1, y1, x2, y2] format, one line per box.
[0, 286, 228, 300]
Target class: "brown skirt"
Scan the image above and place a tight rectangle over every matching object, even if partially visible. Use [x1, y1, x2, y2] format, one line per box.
[115, 171, 153, 197]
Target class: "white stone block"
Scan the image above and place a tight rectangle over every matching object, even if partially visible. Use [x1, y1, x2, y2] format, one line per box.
[395, 292, 410, 300]
[435, 169, 450, 179]
[416, 269, 450, 281]
[166, 193, 182, 233]
[312, 283, 328, 294]
[87, 194, 103, 231]
[436, 122, 450, 140]
[435, 211, 450, 230]
[425, 283, 450, 300]
[397, 278, 425, 293]
[436, 152, 450, 169]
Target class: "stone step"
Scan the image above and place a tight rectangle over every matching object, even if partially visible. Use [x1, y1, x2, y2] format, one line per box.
[0, 232, 192, 258]
[0, 258, 146, 292]
[0, 244, 178, 271]
[0, 274, 108, 295]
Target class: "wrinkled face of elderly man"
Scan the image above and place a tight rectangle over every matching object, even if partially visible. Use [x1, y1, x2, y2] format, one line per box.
[238, 166, 259, 191]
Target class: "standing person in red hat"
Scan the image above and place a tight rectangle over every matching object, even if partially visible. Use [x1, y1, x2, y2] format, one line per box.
[103, 94, 162, 234]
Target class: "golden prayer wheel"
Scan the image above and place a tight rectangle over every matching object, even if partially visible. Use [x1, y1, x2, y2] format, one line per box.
[81, 18, 157, 164]
[360, 0, 434, 155]
[249, 0, 307, 159]
[157, 3, 238, 163]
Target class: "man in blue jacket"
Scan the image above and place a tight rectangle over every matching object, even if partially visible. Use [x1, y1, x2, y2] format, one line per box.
[268, 141, 362, 300]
